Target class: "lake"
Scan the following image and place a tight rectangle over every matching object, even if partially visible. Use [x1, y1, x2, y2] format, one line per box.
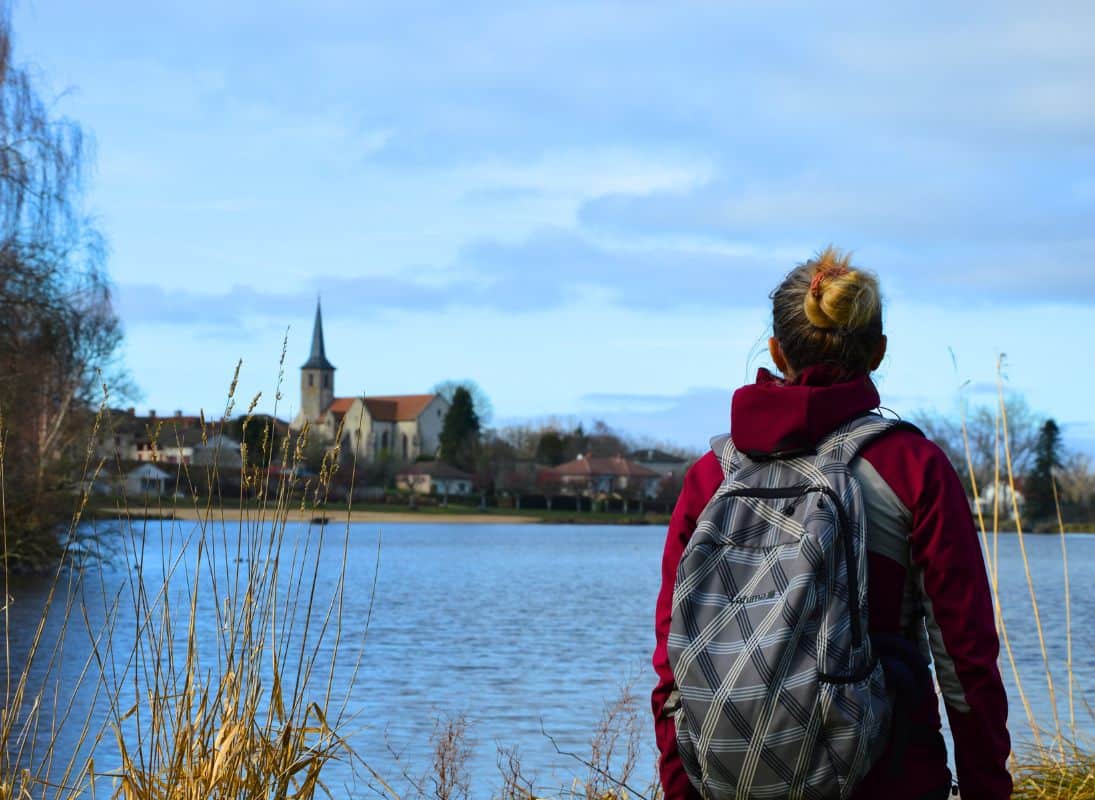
[3, 521, 1093, 798]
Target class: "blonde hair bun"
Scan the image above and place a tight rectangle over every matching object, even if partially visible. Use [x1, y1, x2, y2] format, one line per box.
[802, 248, 881, 331]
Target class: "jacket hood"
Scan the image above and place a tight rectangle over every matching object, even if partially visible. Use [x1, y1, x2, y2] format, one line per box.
[730, 365, 880, 457]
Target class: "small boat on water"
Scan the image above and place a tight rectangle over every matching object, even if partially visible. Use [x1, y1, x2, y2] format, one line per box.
[310, 515, 330, 525]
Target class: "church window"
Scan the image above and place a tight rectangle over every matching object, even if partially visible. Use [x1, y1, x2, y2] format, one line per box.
[323, 374, 329, 389]
[308, 374, 314, 388]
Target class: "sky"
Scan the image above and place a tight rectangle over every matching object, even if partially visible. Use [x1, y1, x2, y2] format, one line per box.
[11, 0, 1095, 453]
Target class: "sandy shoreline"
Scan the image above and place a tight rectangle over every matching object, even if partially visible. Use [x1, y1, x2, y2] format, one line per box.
[123, 507, 538, 525]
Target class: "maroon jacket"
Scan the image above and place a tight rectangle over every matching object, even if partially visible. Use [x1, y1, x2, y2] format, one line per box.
[652, 367, 1012, 800]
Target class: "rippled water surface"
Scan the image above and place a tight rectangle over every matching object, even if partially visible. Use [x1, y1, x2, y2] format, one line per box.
[4, 522, 1094, 797]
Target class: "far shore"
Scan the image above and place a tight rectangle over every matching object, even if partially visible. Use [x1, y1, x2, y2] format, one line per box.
[95, 504, 673, 526]
[90, 505, 1095, 530]
[120, 507, 538, 525]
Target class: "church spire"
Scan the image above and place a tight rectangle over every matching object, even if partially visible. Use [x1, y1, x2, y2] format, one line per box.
[302, 299, 335, 370]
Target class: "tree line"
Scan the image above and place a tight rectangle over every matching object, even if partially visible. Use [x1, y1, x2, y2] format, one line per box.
[912, 393, 1093, 529]
[386, 382, 1095, 525]
[311, 382, 697, 512]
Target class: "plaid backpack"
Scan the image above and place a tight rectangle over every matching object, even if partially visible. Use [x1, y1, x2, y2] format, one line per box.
[667, 414, 916, 800]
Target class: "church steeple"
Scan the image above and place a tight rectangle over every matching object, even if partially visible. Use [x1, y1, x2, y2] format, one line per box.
[301, 299, 335, 421]
[302, 300, 335, 371]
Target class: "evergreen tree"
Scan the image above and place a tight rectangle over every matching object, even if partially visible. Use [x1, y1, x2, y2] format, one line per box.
[439, 386, 481, 472]
[1025, 419, 1063, 523]
[535, 431, 566, 466]
[433, 379, 493, 425]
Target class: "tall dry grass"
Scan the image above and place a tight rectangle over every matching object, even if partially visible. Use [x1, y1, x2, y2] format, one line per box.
[374, 685, 662, 800]
[1, 347, 370, 799]
[960, 356, 1093, 799]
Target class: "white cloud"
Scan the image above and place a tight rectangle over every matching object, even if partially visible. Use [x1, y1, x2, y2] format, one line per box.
[449, 149, 713, 198]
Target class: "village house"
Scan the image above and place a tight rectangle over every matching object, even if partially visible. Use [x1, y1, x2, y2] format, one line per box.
[543, 453, 662, 509]
[289, 302, 449, 463]
[629, 448, 690, 480]
[975, 481, 1026, 520]
[95, 409, 202, 463]
[124, 463, 172, 497]
[395, 461, 475, 497]
[96, 410, 243, 467]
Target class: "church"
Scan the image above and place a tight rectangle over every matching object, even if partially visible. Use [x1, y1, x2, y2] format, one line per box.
[289, 303, 450, 463]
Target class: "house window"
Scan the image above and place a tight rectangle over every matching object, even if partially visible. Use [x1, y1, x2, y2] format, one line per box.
[308, 374, 314, 387]
[402, 434, 408, 459]
[381, 431, 389, 451]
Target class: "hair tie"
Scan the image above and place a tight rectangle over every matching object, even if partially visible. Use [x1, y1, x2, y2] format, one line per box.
[810, 266, 849, 298]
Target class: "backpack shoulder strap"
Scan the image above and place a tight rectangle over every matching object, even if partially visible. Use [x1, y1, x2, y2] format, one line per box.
[708, 433, 741, 479]
[815, 413, 924, 469]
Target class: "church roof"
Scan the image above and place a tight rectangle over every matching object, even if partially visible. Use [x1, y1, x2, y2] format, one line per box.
[328, 397, 356, 415]
[301, 301, 335, 371]
[326, 394, 439, 422]
[363, 394, 437, 422]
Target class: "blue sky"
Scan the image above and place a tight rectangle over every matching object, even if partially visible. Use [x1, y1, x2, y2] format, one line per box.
[12, 1, 1095, 452]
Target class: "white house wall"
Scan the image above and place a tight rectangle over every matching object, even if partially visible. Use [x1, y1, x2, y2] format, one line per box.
[416, 396, 449, 459]
[395, 421, 419, 460]
[295, 394, 450, 464]
[339, 400, 372, 460]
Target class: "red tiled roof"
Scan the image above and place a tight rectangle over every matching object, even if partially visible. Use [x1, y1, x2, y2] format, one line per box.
[328, 397, 356, 415]
[364, 394, 437, 421]
[361, 398, 396, 420]
[548, 454, 661, 479]
[327, 394, 439, 422]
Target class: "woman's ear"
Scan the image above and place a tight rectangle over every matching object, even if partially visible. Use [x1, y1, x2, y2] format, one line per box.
[768, 337, 790, 376]
[870, 335, 888, 372]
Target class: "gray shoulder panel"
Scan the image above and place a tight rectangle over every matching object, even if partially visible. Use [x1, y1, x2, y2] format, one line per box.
[851, 458, 913, 568]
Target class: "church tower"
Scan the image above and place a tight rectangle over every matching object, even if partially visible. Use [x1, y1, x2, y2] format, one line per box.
[301, 300, 335, 422]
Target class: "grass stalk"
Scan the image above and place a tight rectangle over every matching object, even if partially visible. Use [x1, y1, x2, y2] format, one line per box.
[1050, 478, 1075, 738]
[996, 360, 1064, 756]
[974, 369, 1040, 750]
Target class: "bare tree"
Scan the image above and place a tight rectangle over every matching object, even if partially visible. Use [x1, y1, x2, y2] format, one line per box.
[912, 391, 1043, 497]
[0, 9, 125, 566]
[1058, 452, 1095, 521]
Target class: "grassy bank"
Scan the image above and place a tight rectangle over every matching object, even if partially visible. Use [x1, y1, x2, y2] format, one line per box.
[1011, 745, 1095, 799]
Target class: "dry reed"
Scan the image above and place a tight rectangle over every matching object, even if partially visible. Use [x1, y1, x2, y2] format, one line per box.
[1, 342, 370, 799]
[958, 356, 1093, 796]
